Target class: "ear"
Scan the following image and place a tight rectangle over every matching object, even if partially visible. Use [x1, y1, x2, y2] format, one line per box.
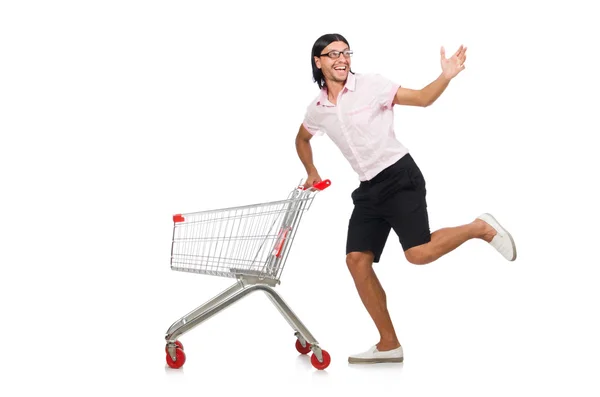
[314, 56, 322, 69]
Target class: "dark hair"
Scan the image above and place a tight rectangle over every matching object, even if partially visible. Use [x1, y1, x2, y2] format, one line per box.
[311, 33, 351, 90]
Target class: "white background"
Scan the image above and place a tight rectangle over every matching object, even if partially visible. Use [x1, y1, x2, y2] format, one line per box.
[1, 0, 599, 396]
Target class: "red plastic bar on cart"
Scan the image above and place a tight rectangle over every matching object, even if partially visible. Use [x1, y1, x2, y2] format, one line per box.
[273, 227, 291, 258]
[173, 214, 185, 223]
[303, 179, 331, 191]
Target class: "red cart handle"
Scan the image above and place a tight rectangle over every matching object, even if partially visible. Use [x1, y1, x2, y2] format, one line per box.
[173, 214, 185, 223]
[302, 179, 331, 191]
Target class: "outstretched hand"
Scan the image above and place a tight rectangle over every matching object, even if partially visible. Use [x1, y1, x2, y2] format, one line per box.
[441, 45, 467, 80]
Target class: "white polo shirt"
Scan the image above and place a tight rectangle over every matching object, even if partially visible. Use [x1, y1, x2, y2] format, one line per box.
[302, 72, 409, 182]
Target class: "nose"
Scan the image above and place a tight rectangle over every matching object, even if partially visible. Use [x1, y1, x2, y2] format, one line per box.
[336, 56, 349, 65]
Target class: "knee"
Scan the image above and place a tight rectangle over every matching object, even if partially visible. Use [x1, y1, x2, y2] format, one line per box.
[346, 252, 373, 277]
[404, 247, 432, 265]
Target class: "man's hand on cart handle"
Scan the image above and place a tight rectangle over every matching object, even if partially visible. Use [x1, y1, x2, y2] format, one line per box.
[302, 177, 331, 191]
[303, 172, 322, 189]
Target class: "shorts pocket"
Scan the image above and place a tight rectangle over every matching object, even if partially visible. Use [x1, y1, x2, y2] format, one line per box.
[407, 166, 426, 192]
[351, 186, 368, 203]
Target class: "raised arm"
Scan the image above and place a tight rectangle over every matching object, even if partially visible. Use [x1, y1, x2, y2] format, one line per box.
[393, 45, 467, 107]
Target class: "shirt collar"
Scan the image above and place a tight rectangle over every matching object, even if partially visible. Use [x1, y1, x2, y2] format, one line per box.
[316, 72, 356, 107]
[345, 72, 356, 91]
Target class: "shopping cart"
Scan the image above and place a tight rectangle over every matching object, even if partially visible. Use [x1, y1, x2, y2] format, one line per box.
[165, 179, 332, 370]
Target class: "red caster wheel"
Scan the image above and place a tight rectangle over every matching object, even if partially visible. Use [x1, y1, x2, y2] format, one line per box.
[165, 340, 183, 353]
[311, 349, 331, 370]
[295, 339, 311, 355]
[166, 347, 186, 369]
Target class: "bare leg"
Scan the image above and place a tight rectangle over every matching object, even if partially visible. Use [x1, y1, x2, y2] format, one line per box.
[405, 218, 496, 265]
[346, 251, 400, 351]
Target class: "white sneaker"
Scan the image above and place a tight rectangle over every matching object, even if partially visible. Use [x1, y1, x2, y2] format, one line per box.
[477, 213, 517, 261]
[348, 345, 404, 364]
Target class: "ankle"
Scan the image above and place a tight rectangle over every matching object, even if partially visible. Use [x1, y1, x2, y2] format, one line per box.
[471, 219, 489, 239]
[377, 339, 401, 351]
[473, 218, 496, 242]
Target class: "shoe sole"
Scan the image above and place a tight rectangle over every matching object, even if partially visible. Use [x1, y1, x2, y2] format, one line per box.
[480, 213, 517, 261]
[348, 357, 404, 364]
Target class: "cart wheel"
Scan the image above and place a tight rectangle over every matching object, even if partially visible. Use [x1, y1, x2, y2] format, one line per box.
[311, 349, 331, 370]
[165, 340, 184, 353]
[295, 339, 311, 355]
[166, 348, 186, 369]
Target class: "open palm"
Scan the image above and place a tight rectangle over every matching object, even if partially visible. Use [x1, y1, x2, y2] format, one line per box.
[441, 45, 467, 79]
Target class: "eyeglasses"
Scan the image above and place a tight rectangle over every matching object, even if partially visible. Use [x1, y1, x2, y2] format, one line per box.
[319, 49, 353, 59]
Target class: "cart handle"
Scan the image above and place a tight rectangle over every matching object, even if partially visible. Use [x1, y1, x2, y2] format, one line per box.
[173, 179, 331, 223]
[302, 179, 331, 191]
[173, 214, 185, 223]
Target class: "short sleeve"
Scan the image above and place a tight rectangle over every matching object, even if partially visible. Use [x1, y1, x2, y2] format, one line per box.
[372, 74, 400, 109]
[302, 108, 324, 136]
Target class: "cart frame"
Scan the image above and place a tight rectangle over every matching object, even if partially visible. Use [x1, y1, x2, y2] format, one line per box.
[165, 180, 332, 370]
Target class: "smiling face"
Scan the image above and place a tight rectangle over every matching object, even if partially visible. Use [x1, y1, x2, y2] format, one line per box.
[314, 41, 352, 87]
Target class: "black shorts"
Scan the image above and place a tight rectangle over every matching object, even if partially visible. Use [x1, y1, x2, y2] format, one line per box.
[346, 153, 431, 262]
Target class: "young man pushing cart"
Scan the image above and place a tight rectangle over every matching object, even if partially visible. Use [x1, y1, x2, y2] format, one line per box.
[295, 33, 517, 364]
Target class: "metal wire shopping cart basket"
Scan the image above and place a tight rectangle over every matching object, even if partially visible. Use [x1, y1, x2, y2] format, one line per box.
[165, 179, 332, 370]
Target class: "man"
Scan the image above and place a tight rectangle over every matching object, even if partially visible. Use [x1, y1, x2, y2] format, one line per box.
[295, 33, 517, 364]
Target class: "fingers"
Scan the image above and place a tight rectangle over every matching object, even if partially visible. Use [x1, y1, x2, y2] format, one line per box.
[452, 45, 462, 57]
[453, 45, 467, 67]
[310, 178, 322, 187]
[303, 175, 322, 189]
[452, 45, 466, 56]
[443, 45, 467, 64]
